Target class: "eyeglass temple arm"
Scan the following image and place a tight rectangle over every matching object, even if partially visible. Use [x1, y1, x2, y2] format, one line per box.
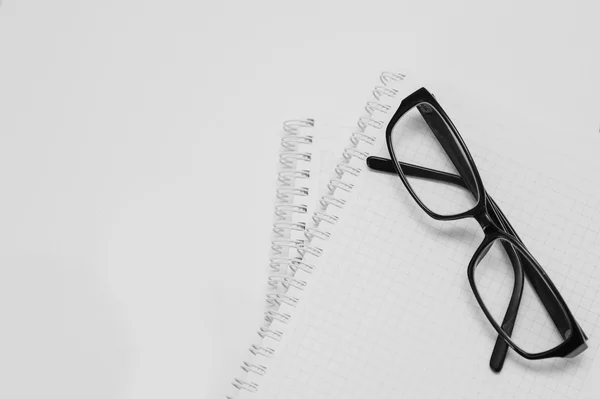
[366, 156, 464, 186]
[485, 196, 524, 371]
[416, 105, 479, 196]
[366, 156, 580, 366]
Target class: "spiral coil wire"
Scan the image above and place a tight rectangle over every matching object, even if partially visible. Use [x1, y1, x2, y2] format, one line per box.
[277, 170, 310, 185]
[273, 204, 307, 220]
[229, 72, 405, 398]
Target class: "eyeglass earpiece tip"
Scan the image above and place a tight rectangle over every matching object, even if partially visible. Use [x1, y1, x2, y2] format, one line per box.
[489, 357, 504, 373]
[489, 337, 509, 373]
[366, 156, 383, 169]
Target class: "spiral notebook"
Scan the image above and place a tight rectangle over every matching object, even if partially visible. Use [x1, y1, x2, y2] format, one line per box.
[226, 74, 407, 397]
[233, 72, 600, 398]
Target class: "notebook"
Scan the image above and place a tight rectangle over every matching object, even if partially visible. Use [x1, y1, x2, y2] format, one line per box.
[227, 73, 407, 398]
[235, 73, 600, 398]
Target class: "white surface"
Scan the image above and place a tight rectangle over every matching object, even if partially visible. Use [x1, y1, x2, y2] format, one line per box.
[245, 76, 600, 399]
[0, 1, 598, 398]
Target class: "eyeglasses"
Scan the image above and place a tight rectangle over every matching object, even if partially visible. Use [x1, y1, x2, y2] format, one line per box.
[366, 87, 588, 372]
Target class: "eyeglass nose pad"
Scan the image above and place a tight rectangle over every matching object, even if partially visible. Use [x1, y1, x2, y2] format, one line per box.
[478, 242, 492, 262]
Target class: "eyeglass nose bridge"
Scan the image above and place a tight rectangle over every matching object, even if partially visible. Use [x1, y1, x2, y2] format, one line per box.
[474, 210, 500, 235]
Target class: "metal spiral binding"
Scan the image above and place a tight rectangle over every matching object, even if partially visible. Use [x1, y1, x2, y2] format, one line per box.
[249, 345, 274, 357]
[343, 147, 369, 161]
[334, 163, 361, 177]
[365, 101, 391, 115]
[232, 379, 258, 393]
[357, 116, 384, 131]
[231, 107, 314, 394]
[326, 179, 353, 193]
[230, 73, 404, 398]
[278, 170, 310, 185]
[267, 276, 306, 291]
[297, 243, 323, 257]
[265, 293, 299, 307]
[275, 186, 309, 201]
[257, 327, 283, 341]
[350, 131, 376, 145]
[279, 151, 311, 167]
[281, 135, 313, 151]
[320, 195, 346, 209]
[312, 211, 339, 225]
[264, 309, 292, 323]
[272, 221, 306, 237]
[283, 119, 314, 135]
[288, 258, 314, 273]
[304, 227, 331, 241]
[270, 238, 304, 256]
[273, 204, 307, 220]
[269, 115, 314, 277]
[241, 362, 267, 376]
[268, 257, 293, 271]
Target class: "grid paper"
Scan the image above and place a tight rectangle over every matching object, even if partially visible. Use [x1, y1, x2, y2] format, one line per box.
[247, 80, 600, 399]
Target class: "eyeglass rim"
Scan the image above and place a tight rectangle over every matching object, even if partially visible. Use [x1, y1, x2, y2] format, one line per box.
[384, 87, 486, 221]
[467, 231, 588, 360]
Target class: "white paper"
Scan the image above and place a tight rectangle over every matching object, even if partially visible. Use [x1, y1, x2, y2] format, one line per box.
[245, 75, 600, 399]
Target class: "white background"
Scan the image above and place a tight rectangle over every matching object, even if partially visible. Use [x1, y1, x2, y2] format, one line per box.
[0, 1, 598, 398]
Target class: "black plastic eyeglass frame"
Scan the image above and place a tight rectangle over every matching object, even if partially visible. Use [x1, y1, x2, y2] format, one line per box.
[366, 87, 588, 372]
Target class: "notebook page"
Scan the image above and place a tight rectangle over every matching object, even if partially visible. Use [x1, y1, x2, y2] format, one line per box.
[250, 80, 600, 399]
